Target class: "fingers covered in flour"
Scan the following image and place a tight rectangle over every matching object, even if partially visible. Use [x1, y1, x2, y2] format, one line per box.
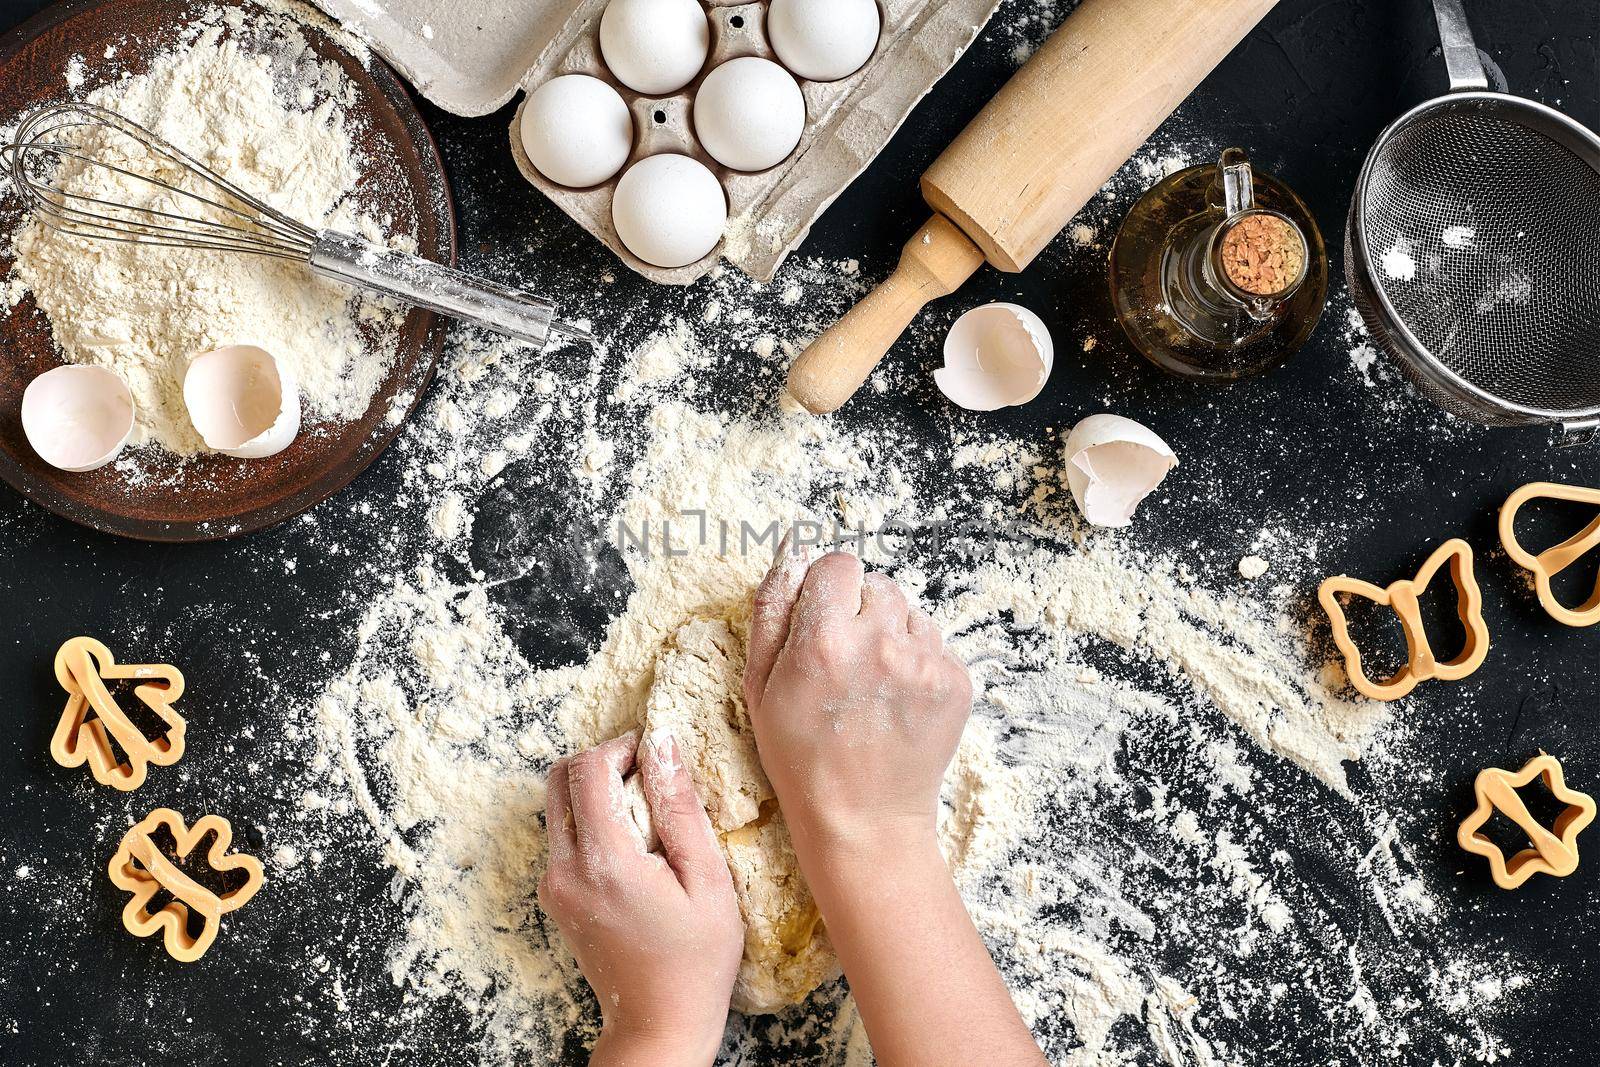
[744, 532, 812, 711]
[638, 729, 733, 896]
[565, 729, 642, 871]
[541, 758, 577, 874]
[859, 572, 909, 629]
[794, 551, 865, 629]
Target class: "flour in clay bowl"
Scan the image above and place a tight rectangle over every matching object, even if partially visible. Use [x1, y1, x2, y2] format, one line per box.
[0, 1, 431, 501]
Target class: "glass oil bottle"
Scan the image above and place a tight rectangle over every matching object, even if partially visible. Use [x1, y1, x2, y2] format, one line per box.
[1108, 148, 1327, 380]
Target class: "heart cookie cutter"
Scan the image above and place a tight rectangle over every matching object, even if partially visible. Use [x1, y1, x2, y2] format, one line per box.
[108, 808, 264, 962]
[1499, 481, 1600, 628]
[1318, 538, 1490, 702]
[51, 636, 185, 791]
[1457, 753, 1596, 890]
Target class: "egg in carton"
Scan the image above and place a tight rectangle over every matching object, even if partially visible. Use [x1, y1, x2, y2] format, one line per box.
[311, 0, 1001, 286]
[512, 0, 1007, 284]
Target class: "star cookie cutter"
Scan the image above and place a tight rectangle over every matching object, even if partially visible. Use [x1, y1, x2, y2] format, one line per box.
[1499, 481, 1600, 628]
[51, 636, 185, 791]
[1457, 753, 1596, 890]
[108, 808, 264, 962]
[1318, 538, 1490, 702]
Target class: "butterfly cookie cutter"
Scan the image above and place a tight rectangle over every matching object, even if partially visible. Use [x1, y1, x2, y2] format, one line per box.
[1499, 481, 1600, 628]
[1318, 538, 1490, 702]
[108, 808, 264, 962]
[1458, 753, 1596, 890]
[51, 636, 186, 791]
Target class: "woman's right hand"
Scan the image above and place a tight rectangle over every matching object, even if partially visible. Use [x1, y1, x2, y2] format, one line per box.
[741, 547, 973, 861]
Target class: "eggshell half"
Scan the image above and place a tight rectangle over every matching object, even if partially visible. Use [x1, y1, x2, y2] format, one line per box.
[935, 303, 1054, 411]
[183, 345, 300, 459]
[20, 365, 135, 472]
[1062, 414, 1178, 528]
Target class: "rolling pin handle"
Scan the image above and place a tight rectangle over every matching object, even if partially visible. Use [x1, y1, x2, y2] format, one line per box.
[786, 214, 985, 414]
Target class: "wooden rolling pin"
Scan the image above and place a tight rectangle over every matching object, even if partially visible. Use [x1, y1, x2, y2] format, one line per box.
[786, 0, 1279, 414]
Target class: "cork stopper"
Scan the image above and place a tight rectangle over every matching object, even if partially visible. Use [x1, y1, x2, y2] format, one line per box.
[1219, 213, 1306, 297]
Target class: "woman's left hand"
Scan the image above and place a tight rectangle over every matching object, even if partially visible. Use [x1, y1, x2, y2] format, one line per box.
[540, 730, 744, 1066]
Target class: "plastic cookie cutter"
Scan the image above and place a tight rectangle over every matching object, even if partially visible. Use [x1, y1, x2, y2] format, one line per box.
[51, 636, 185, 791]
[108, 808, 264, 962]
[1457, 753, 1596, 890]
[1317, 537, 1490, 702]
[1499, 481, 1600, 628]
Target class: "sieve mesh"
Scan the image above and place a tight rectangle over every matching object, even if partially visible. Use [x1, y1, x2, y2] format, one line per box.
[1357, 102, 1600, 418]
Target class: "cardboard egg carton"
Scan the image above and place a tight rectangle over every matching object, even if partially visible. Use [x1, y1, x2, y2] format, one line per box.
[311, 0, 1004, 284]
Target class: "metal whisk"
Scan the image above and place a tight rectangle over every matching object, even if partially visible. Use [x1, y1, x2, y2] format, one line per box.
[1346, 0, 1600, 443]
[1, 101, 590, 348]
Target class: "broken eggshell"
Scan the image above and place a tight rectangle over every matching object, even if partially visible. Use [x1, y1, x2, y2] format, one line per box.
[1063, 414, 1178, 528]
[21, 365, 135, 472]
[182, 345, 300, 459]
[934, 303, 1054, 411]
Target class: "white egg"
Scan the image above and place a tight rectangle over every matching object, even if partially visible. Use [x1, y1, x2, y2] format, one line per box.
[611, 154, 727, 268]
[599, 0, 709, 95]
[21, 365, 134, 472]
[767, 0, 881, 83]
[693, 58, 806, 172]
[520, 75, 634, 188]
[183, 345, 300, 460]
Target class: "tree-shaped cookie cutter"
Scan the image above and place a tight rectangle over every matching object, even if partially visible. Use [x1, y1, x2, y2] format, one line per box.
[108, 808, 264, 962]
[1457, 753, 1596, 890]
[51, 636, 185, 791]
[1499, 481, 1600, 628]
[1317, 538, 1490, 702]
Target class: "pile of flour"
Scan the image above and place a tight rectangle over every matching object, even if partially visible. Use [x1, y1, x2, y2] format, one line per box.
[6, 4, 404, 454]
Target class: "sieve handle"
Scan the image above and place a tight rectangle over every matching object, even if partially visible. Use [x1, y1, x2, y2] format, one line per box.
[1431, 0, 1488, 92]
[1557, 419, 1600, 449]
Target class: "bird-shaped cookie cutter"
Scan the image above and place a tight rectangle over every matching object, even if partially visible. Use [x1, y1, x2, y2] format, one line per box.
[1318, 538, 1490, 702]
[51, 636, 185, 791]
[1499, 481, 1600, 628]
[108, 808, 264, 962]
[1457, 753, 1596, 890]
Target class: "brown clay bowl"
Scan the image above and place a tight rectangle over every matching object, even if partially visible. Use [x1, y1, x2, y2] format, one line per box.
[0, 0, 454, 540]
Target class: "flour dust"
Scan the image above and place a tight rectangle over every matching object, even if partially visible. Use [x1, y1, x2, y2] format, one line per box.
[261, 272, 1529, 1064]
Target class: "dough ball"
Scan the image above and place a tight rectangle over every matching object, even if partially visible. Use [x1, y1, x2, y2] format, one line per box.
[599, 0, 710, 95]
[621, 774, 660, 853]
[611, 154, 727, 269]
[520, 75, 633, 188]
[635, 617, 838, 1015]
[767, 0, 881, 83]
[693, 58, 806, 172]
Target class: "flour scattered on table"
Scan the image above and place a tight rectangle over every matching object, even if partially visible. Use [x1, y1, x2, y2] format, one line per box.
[264, 289, 1531, 1065]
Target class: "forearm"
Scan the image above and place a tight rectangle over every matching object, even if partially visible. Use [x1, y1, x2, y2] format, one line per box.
[590, 1020, 723, 1067]
[801, 831, 1046, 1067]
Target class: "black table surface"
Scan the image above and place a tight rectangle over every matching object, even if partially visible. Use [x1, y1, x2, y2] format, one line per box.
[0, 1, 1597, 1064]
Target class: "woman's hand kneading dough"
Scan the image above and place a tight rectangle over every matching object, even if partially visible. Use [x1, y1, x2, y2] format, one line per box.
[744, 548, 1047, 1067]
[539, 730, 742, 1066]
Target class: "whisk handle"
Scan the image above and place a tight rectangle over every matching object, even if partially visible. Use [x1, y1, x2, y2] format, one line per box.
[309, 231, 558, 347]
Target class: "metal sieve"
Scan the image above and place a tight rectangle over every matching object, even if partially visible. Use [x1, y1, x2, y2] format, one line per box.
[1346, 0, 1600, 441]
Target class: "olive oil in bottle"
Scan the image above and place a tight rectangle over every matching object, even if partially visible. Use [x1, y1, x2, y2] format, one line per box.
[1109, 148, 1327, 380]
